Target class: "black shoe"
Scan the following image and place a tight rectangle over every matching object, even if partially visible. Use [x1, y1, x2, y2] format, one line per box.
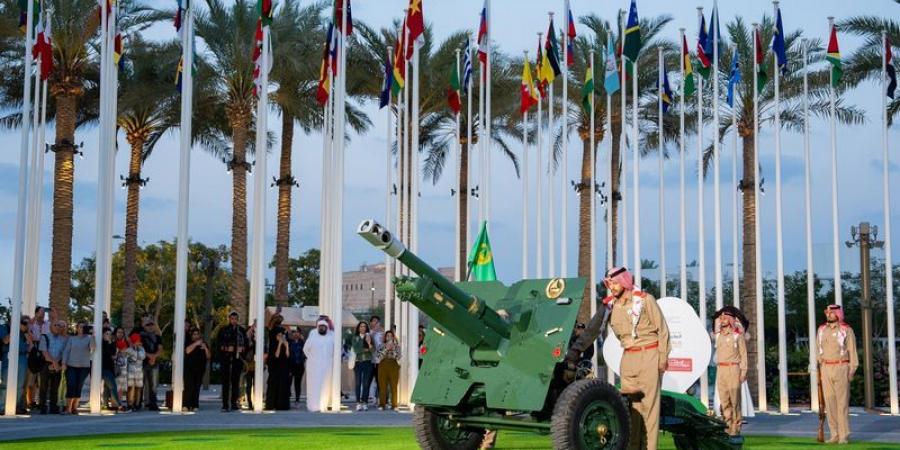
[147, 405, 159, 411]
[49, 408, 60, 415]
[39, 407, 48, 415]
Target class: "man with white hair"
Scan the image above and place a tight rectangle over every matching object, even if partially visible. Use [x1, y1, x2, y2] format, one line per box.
[304, 316, 335, 412]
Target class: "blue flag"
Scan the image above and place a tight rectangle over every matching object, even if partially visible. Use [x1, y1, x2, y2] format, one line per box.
[661, 69, 673, 113]
[772, 7, 787, 74]
[604, 34, 620, 95]
[727, 49, 741, 107]
[379, 57, 392, 109]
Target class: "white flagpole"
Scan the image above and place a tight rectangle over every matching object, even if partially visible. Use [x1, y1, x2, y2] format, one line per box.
[589, 49, 597, 363]
[801, 38, 819, 413]
[882, 30, 899, 416]
[752, 23, 767, 412]
[731, 43, 739, 308]
[398, 20, 410, 405]
[561, 1, 569, 277]
[657, 48, 666, 297]
[523, 50, 530, 279]
[548, 13, 556, 278]
[696, 5, 709, 408]
[713, 1, 723, 311]
[385, 47, 394, 327]
[606, 32, 614, 272]
[537, 33, 544, 279]
[679, 28, 687, 300]
[773, 0, 789, 414]
[466, 38, 474, 262]
[408, 30, 422, 405]
[6, 0, 35, 415]
[455, 48, 462, 281]
[632, 42, 640, 286]
[828, 17, 842, 307]
[478, 53, 485, 228]
[394, 37, 403, 332]
[620, 10, 629, 271]
[172, 2, 195, 414]
[485, 0, 492, 226]
[23, 32, 43, 317]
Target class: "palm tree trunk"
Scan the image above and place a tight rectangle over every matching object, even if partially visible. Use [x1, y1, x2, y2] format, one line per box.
[48, 94, 77, 322]
[231, 125, 249, 321]
[273, 111, 294, 306]
[608, 116, 622, 268]
[577, 136, 596, 324]
[121, 136, 144, 331]
[740, 133, 760, 399]
[458, 142, 469, 278]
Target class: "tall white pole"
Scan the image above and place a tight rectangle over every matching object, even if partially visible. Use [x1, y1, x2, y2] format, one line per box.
[773, 1, 789, 415]
[801, 39, 819, 413]
[484, 0, 492, 226]
[607, 33, 614, 272]
[23, 41, 43, 317]
[478, 54, 485, 228]
[678, 28, 687, 300]
[882, 31, 899, 416]
[523, 50, 530, 279]
[632, 45, 640, 286]
[828, 17, 842, 307]
[5, 0, 35, 415]
[561, 2, 569, 277]
[696, 5, 709, 409]
[398, 20, 410, 405]
[731, 44, 740, 308]
[385, 48, 394, 327]
[394, 39, 403, 332]
[658, 48, 666, 297]
[407, 35, 421, 405]
[537, 34, 544, 279]
[455, 49, 462, 281]
[466, 38, 474, 261]
[713, 1, 723, 311]
[548, 13, 556, 277]
[172, 4, 195, 414]
[620, 10, 629, 271]
[589, 49, 597, 364]
[752, 23, 767, 412]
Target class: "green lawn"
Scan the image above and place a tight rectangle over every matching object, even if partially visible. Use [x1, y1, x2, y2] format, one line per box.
[6, 427, 900, 450]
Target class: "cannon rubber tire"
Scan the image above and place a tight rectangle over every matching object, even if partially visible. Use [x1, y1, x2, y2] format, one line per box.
[413, 405, 484, 450]
[551, 379, 630, 450]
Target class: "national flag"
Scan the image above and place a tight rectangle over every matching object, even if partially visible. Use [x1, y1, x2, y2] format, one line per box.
[316, 23, 335, 106]
[543, 18, 562, 80]
[566, 3, 577, 67]
[113, 31, 124, 70]
[697, 12, 711, 78]
[447, 63, 461, 114]
[257, 0, 273, 26]
[772, 7, 787, 75]
[520, 57, 539, 114]
[392, 17, 407, 96]
[334, 0, 353, 36]
[622, 0, 641, 62]
[252, 18, 273, 98]
[467, 221, 497, 281]
[681, 34, 695, 97]
[462, 37, 474, 91]
[175, 56, 184, 92]
[727, 48, 741, 107]
[887, 35, 897, 99]
[708, 2, 720, 55]
[755, 28, 768, 94]
[379, 56, 392, 109]
[661, 68, 673, 113]
[826, 24, 842, 87]
[405, 0, 424, 55]
[581, 65, 594, 113]
[535, 37, 547, 97]
[34, 14, 53, 80]
[174, 0, 183, 32]
[477, 0, 488, 65]
[95, 0, 111, 27]
[604, 33, 620, 95]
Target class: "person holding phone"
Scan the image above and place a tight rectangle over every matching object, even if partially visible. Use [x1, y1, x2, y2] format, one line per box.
[351, 321, 374, 411]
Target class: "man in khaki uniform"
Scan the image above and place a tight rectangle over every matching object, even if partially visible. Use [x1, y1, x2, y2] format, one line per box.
[816, 304, 858, 444]
[603, 267, 670, 450]
[714, 308, 747, 436]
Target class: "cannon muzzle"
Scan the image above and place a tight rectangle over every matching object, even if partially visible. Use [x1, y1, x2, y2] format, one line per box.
[357, 219, 406, 258]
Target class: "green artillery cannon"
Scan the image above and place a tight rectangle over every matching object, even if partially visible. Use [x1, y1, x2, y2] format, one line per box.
[358, 219, 740, 450]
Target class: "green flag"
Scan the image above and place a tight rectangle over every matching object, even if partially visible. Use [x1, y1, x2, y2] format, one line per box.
[467, 221, 497, 281]
[581, 66, 594, 113]
[826, 25, 842, 87]
[622, 0, 641, 62]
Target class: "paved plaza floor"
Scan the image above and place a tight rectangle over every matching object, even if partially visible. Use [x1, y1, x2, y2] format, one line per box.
[2, 387, 899, 444]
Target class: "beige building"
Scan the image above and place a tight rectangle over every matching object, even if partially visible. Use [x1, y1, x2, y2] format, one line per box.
[342, 263, 454, 313]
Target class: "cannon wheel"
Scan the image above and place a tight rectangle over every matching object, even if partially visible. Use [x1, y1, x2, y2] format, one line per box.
[551, 379, 630, 450]
[413, 405, 484, 450]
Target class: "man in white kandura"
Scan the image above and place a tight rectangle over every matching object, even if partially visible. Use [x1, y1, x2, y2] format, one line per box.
[304, 316, 335, 413]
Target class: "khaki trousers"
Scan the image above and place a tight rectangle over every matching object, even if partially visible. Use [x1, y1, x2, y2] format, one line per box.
[716, 365, 742, 435]
[377, 359, 400, 408]
[822, 363, 851, 443]
[621, 349, 661, 450]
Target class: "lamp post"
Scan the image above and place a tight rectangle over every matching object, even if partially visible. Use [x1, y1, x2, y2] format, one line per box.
[371, 286, 376, 312]
[845, 222, 883, 411]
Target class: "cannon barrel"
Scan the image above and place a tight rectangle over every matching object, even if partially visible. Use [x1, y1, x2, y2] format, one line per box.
[358, 219, 510, 349]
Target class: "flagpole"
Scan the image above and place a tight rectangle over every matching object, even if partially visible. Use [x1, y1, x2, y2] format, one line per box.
[466, 36, 474, 263]
[478, 49, 485, 229]
[523, 51, 530, 279]
[456, 48, 462, 281]
[394, 33, 404, 332]
[537, 33, 544, 279]
[731, 43, 739, 308]
[712, 1, 723, 311]
[752, 22, 767, 413]
[620, 9, 629, 272]
[23, 28, 43, 317]
[632, 38, 640, 286]
[589, 49, 598, 369]
[385, 47, 394, 327]
[678, 28, 687, 301]
[172, 2, 195, 414]
[5, 0, 36, 415]
[408, 28, 422, 406]
[827, 17, 842, 307]
[561, 1, 569, 277]
[773, 0, 789, 414]
[548, 13, 556, 277]
[800, 38, 819, 414]
[485, 0, 492, 226]
[657, 47, 666, 297]
[606, 31, 614, 272]
[696, 5, 709, 409]
[882, 31, 899, 416]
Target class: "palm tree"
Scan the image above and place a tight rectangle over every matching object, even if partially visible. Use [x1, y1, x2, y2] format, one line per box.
[700, 16, 864, 400]
[839, 15, 900, 123]
[268, 1, 374, 305]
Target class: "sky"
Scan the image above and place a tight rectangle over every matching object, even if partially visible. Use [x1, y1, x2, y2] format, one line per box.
[0, 0, 898, 306]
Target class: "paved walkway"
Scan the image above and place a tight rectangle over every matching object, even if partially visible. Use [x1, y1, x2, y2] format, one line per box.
[2, 388, 900, 444]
